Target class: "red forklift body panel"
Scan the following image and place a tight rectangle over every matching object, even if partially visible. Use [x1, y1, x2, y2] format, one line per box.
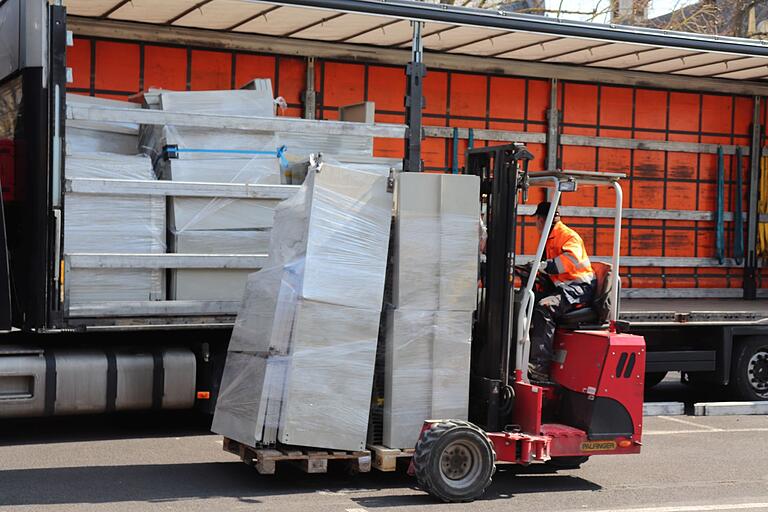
[552, 330, 646, 443]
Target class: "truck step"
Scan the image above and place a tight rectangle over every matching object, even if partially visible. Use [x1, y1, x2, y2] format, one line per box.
[222, 437, 371, 475]
[368, 445, 415, 472]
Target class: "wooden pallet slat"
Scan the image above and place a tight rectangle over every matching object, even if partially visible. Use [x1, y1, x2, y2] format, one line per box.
[221, 438, 372, 475]
[369, 445, 415, 472]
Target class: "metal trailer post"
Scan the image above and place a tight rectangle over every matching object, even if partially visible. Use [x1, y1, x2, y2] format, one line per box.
[744, 96, 762, 300]
[404, 21, 425, 173]
[302, 57, 316, 120]
[546, 78, 560, 172]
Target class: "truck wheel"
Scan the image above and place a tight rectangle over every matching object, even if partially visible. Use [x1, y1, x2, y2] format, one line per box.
[729, 337, 768, 401]
[545, 456, 589, 470]
[413, 420, 496, 503]
[644, 371, 667, 389]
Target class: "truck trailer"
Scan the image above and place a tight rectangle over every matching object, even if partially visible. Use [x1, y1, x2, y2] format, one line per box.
[0, 0, 767, 419]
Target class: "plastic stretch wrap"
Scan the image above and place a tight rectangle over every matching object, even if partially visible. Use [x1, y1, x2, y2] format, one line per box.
[66, 94, 140, 155]
[393, 173, 481, 311]
[139, 85, 279, 168]
[173, 229, 272, 255]
[282, 156, 402, 185]
[137, 88, 283, 301]
[383, 310, 472, 449]
[213, 160, 392, 451]
[64, 153, 165, 304]
[165, 156, 282, 300]
[157, 86, 276, 117]
[140, 124, 280, 172]
[382, 172, 480, 449]
[279, 131, 373, 163]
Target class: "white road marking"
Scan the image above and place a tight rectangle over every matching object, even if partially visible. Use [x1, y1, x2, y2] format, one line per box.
[345, 508, 369, 512]
[578, 503, 768, 512]
[645, 427, 768, 436]
[656, 415, 721, 431]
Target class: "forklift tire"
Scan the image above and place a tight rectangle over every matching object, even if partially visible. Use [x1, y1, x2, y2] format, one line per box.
[729, 336, 768, 401]
[545, 456, 590, 470]
[413, 420, 496, 503]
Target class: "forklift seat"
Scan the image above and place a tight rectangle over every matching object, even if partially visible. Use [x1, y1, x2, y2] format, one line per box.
[557, 262, 614, 330]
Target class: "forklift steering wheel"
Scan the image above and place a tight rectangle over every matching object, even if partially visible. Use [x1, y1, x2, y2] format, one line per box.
[513, 264, 554, 291]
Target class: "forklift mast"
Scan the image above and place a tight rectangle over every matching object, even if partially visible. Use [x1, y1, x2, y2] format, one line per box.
[465, 144, 533, 432]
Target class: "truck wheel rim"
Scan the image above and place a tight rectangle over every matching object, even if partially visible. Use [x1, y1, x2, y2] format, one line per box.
[747, 350, 768, 397]
[440, 440, 482, 486]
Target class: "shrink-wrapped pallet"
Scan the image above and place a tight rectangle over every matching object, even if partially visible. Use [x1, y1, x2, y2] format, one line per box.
[213, 160, 392, 451]
[64, 153, 165, 305]
[138, 86, 283, 301]
[382, 172, 480, 449]
[382, 309, 472, 449]
[392, 173, 481, 311]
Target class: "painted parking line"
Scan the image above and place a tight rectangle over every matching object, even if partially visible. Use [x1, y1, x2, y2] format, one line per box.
[645, 427, 768, 436]
[572, 503, 768, 512]
[656, 415, 721, 431]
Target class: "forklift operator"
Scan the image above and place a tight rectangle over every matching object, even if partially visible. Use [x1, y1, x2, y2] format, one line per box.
[528, 202, 596, 382]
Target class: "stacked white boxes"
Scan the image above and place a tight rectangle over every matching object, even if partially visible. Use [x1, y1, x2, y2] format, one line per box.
[66, 94, 142, 155]
[212, 161, 393, 451]
[383, 173, 480, 449]
[64, 94, 166, 306]
[139, 84, 283, 301]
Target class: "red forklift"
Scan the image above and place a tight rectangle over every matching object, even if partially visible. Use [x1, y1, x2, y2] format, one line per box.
[411, 144, 646, 502]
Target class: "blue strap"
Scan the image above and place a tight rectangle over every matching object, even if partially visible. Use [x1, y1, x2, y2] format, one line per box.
[167, 146, 289, 167]
[276, 145, 289, 167]
[734, 146, 744, 264]
[716, 146, 725, 264]
[452, 127, 459, 174]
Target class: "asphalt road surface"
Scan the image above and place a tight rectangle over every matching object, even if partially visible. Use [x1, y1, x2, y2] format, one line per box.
[1, 409, 768, 512]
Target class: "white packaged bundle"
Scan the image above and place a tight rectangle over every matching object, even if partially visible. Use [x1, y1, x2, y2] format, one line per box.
[213, 160, 393, 452]
[382, 309, 473, 449]
[66, 94, 141, 155]
[392, 173, 480, 311]
[382, 172, 479, 449]
[137, 87, 285, 302]
[64, 153, 165, 305]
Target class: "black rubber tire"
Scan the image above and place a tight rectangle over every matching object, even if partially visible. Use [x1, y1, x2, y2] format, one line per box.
[729, 336, 768, 401]
[413, 420, 496, 503]
[644, 371, 667, 389]
[545, 456, 590, 470]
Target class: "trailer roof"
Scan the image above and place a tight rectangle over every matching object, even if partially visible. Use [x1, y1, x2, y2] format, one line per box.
[65, 0, 768, 82]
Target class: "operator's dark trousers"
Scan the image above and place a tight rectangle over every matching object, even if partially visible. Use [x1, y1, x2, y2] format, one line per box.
[529, 284, 593, 372]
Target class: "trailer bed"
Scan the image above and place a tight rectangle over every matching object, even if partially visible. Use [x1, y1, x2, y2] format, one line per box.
[620, 299, 768, 325]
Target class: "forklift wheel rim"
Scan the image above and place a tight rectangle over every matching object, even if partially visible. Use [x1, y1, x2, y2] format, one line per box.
[747, 350, 768, 397]
[440, 440, 482, 485]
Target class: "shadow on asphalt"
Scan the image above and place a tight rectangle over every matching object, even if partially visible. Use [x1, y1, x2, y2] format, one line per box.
[353, 469, 601, 508]
[0, 411, 212, 447]
[0, 459, 601, 507]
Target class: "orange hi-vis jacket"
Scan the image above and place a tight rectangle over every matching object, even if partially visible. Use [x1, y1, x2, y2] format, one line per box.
[543, 221, 595, 290]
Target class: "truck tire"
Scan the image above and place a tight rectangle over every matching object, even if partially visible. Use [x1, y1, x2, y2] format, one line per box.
[644, 371, 667, 389]
[545, 456, 590, 470]
[729, 336, 768, 401]
[413, 420, 496, 503]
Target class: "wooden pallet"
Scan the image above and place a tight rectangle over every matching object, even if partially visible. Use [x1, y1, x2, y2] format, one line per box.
[222, 437, 371, 475]
[369, 445, 415, 472]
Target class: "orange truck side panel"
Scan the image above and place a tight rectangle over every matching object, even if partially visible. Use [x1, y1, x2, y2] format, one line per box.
[66, 36, 759, 291]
